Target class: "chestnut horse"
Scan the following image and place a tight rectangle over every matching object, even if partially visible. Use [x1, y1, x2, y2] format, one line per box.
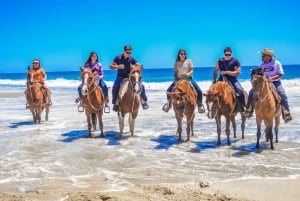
[250, 68, 281, 149]
[168, 79, 196, 141]
[80, 67, 104, 137]
[204, 81, 247, 145]
[117, 66, 142, 137]
[25, 68, 49, 123]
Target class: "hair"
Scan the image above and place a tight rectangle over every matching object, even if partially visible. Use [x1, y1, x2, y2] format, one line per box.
[123, 45, 132, 51]
[176, 49, 187, 61]
[84, 51, 98, 66]
[223, 47, 232, 53]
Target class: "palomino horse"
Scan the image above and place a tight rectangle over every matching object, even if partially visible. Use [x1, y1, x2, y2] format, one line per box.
[117, 65, 142, 137]
[250, 68, 281, 149]
[25, 68, 49, 123]
[168, 79, 196, 141]
[204, 81, 247, 145]
[80, 67, 104, 137]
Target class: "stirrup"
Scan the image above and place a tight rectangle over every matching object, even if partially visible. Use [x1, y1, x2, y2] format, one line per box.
[104, 105, 110, 113]
[162, 103, 170, 112]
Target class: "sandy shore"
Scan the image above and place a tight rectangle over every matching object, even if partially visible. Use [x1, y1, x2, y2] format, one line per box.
[1, 177, 299, 201]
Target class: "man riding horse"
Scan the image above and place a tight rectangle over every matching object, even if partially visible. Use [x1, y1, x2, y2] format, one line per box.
[212, 47, 247, 110]
[26, 58, 52, 107]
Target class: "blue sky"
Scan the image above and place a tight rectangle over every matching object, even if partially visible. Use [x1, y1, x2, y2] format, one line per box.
[0, 0, 299, 73]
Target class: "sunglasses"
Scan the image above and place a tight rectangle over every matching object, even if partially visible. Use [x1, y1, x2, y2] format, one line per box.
[180, 53, 186, 55]
[224, 54, 232, 56]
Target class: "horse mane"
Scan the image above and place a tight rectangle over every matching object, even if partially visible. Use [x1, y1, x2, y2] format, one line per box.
[130, 65, 142, 75]
[210, 81, 234, 106]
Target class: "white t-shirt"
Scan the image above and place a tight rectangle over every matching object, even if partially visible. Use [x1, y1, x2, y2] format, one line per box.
[259, 59, 284, 81]
[175, 59, 193, 78]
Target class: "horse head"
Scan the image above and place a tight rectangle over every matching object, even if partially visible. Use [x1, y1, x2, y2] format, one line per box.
[250, 68, 266, 100]
[204, 88, 220, 119]
[80, 67, 96, 96]
[129, 65, 142, 94]
[168, 80, 191, 110]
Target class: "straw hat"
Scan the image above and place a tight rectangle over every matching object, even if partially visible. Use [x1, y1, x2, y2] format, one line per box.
[259, 48, 275, 57]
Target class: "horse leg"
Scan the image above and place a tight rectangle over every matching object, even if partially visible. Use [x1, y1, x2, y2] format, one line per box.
[118, 112, 124, 138]
[266, 119, 274, 150]
[30, 108, 36, 123]
[225, 116, 231, 145]
[91, 113, 97, 131]
[216, 116, 221, 145]
[274, 115, 280, 143]
[256, 120, 262, 149]
[97, 111, 104, 137]
[231, 115, 236, 138]
[129, 113, 136, 136]
[37, 107, 42, 124]
[45, 105, 49, 121]
[240, 113, 246, 139]
[86, 112, 92, 137]
[176, 115, 183, 142]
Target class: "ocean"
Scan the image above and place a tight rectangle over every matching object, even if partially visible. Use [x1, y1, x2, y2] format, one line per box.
[0, 65, 299, 196]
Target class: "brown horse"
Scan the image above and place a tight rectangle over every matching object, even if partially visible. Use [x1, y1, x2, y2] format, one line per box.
[203, 81, 247, 145]
[80, 67, 104, 137]
[117, 65, 142, 137]
[25, 68, 49, 123]
[168, 79, 196, 141]
[250, 68, 281, 149]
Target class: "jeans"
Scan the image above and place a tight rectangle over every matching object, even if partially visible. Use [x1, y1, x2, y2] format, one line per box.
[166, 79, 203, 103]
[230, 79, 245, 106]
[112, 76, 147, 104]
[247, 80, 290, 112]
[78, 79, 108, 97]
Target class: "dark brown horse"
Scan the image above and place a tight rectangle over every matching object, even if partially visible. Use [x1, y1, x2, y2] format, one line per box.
[203, 81, 247, 145]
[80, 67, 104, 137]
[250, 68, 281, 149]
[117, 65, 142, 137]
[168, 79, 196, 141]
[25, 68, 49, 123]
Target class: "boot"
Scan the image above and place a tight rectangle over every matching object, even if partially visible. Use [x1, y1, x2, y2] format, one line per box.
[243, 105, 254, 118]
[142, 102, 149, 110]
[162, 99, 171, 112]
[197, 102, 205, 113]
[104, 96, 109, 107]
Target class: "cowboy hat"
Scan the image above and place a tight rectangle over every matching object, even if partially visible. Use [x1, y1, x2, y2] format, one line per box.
[258, 48, 275, 57]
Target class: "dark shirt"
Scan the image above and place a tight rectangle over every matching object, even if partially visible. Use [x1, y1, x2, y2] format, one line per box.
[218, 57, 240, 81]
[113, 54, 137, 78]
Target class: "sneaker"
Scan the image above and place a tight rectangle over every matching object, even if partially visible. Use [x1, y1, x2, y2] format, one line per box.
[198, 104, 205, 113]
[162, 103, 170, 112]
[243, 110, 253, 118]
[75, 97, 81, 103]
[284, 113, 292, 123]
[113, 104, 119, 112]
[142, 102, 149, 110]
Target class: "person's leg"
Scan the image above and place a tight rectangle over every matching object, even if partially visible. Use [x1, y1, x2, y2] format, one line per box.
[191, 80, 205, 113]
[232, 80, 246, 107]
[99, 79, 109, 105]
[75, 84, 83, 103]
[112, 76, 123, 111]
[162, 82, 175, 112]
[273, 81, 292, 123]
[141, 84, 149, 109]
[243, 89, 253, 118]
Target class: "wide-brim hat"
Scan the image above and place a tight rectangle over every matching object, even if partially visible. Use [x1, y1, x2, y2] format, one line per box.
[258, 48, 275, 57]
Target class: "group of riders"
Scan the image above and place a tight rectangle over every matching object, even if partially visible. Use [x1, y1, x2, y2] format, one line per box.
[25, 45, 292, 123]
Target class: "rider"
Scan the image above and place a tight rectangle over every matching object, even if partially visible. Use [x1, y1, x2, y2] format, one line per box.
[243, 48, 292, 123]
[75, 51, 109, 107]
[27, 58, 52, 106]
[162, 49, 205, 113]
[110, 45, 149, 112]
[213, 47, 246, 108]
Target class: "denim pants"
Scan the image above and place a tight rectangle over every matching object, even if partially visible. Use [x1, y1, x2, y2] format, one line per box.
[230, 79, 245, 106]
[246, 80, 290, 112]
[78, 79, 108, 97]
[112, 76, 147, 104]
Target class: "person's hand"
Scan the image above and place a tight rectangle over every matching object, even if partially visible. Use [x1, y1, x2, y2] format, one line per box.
[118, 64, 125, 69]
[221, 71, 227, 75]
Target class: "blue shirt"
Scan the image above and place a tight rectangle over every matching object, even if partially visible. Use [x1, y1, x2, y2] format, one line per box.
[113, 54, 137, 78]
[218, 57, 240, 81]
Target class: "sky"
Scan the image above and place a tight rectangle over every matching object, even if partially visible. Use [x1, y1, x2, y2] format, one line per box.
[0, 0, 300, 73]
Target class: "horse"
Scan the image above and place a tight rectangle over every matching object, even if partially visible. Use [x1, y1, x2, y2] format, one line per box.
[250, 68, 281, 149]
[203, 81, 247, 145]
[117, 65, 142, 137]
[80, 67, 104, 137]
[25, 68, 49, 123]
[168, 79, 196, 141]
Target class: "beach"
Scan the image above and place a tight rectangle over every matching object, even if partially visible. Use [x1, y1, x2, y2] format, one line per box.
[0, 80, 299, 201]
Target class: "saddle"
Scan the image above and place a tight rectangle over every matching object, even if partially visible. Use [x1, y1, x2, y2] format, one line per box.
[269, 83, 281, 104]
[223, 80, 244, 114]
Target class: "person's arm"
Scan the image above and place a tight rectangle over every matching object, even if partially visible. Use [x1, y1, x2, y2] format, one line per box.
[223, 66, 241, 77]
[97, 63, 104, 79]
[41, 69, 47, 81]
[110, 56, 124, 70]
[186, 59, 193, 77]
[213, 61, 219, 83]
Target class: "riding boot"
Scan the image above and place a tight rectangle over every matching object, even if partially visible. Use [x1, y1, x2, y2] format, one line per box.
[243, 104, 254, 118]
[162, 99, 172, 112]
[282, 106, 292, 123]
